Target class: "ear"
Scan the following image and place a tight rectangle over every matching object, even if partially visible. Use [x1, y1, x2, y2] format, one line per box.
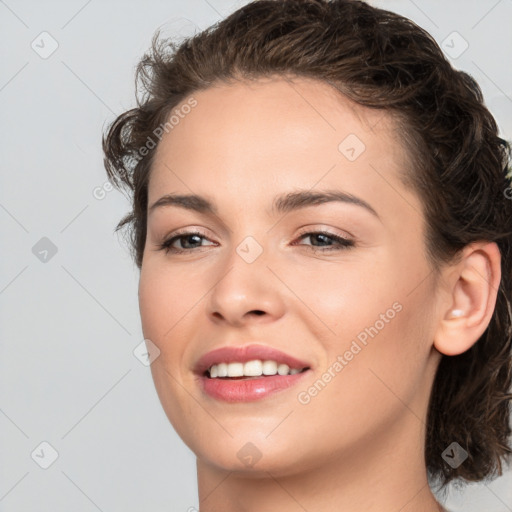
[433, 241, 502, 356]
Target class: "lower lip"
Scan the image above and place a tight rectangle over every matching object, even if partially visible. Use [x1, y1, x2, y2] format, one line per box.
[200, 370, 311, 402]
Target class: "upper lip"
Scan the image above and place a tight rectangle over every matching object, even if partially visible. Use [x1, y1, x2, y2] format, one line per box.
[194, 344, 312, 375]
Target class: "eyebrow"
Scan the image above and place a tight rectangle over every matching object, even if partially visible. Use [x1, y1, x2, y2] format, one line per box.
[148, 189, 381, 221]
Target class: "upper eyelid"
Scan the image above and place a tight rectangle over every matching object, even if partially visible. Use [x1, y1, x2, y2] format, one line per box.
[162, 228, 354, 249]
[295, 226, 352, 239]
[163, 226, 351, 240]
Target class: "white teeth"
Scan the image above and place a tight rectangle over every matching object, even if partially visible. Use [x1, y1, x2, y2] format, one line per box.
[217, 362, 228, 377]
[262, 360, 277, 375]
[226, 362, 244, 377]
[244, 360, 262, 376]
[207, 360, 306, 378]
[277, 363, 290, 375]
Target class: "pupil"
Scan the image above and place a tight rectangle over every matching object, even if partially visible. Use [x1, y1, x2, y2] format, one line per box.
[313, 234, 330, 246]
[183, 235, 201, 248]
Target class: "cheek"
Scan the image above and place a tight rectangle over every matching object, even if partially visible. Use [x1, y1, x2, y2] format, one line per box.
[138, 265, 205, 438]
[274, 251, 394, 336]
[294, 291, 433, 453]
[138, 267, 169, 342]
[138, 263, 204, 345]
[138, 265, 194, 380]
[294, 250, 433, 402]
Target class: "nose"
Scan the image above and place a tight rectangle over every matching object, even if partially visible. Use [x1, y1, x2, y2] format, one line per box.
[206, 240, 286, 327]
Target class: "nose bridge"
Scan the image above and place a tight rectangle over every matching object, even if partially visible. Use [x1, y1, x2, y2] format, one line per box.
[206, 229, 284, 323]
[217, 231, 270, 299]
[221, 207, 273, 268]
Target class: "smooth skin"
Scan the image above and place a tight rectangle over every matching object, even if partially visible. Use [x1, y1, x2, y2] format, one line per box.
[138, 75, 501, 512]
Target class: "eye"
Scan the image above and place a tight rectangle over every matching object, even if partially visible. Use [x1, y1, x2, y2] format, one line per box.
[293, 230, 355, 252]
[156, 229, 355, 255]
[157, 230, 216, 254]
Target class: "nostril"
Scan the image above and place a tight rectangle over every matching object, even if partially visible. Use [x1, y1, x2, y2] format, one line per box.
[251, 310, 265, 316]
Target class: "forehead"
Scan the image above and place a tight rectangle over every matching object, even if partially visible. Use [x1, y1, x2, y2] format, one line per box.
[153, 75, 398, 158]
[148, 75, 418, 220]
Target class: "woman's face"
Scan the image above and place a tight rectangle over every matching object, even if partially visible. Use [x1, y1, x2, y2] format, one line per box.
[138, 76, 442, 475]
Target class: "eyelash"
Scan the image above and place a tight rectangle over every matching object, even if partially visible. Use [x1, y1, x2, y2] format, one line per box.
[157, 229, 355, 254]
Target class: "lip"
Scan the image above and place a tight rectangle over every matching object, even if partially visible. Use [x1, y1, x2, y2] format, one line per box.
[194, 344, 312, 403]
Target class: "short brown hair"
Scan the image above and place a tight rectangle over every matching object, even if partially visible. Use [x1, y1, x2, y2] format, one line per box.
[102, 0, 512, 488]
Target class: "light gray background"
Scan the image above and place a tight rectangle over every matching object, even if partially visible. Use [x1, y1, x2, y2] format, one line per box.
[1, 0, 511, 510]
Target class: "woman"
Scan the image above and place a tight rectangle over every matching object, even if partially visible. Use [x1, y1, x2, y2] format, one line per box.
[102, 1, 512, 510]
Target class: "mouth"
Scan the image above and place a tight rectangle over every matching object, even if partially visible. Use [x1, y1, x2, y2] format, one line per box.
[194, 344, 312, 402]
[204, 360, 310, 379]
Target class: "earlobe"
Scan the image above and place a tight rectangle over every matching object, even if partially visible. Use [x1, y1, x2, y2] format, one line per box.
[433, 241, 502, 357]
